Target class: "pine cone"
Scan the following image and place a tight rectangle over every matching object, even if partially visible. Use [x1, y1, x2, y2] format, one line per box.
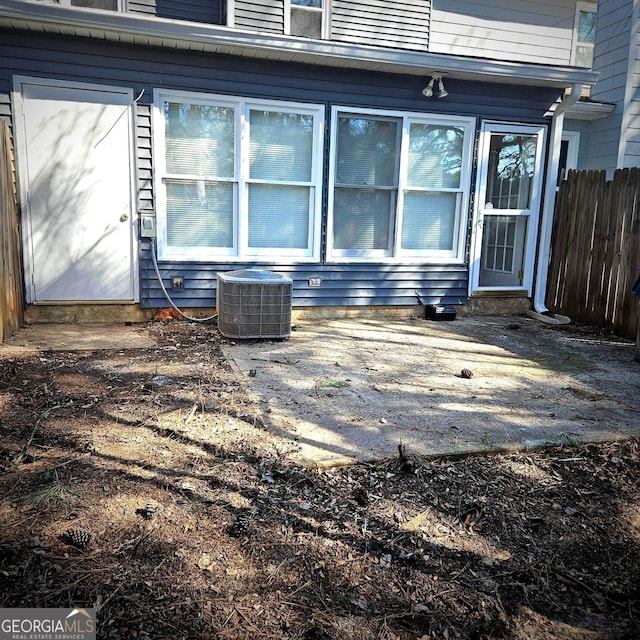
[142, 501, 157, 520]
[353, 486, 369, 506]
[227, 511, 253, 538]
[64, 527, 92, 549]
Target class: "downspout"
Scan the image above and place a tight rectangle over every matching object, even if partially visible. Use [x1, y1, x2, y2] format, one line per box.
[531, 82, 583, 320]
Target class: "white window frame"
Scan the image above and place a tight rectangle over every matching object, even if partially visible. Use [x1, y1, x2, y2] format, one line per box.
[327, 106, 475, 263]
[152, 89, 325, 262]
[285, 0, 330, 39]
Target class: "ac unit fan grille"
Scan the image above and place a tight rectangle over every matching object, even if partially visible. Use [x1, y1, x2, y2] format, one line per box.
[217, 276, 292, 339]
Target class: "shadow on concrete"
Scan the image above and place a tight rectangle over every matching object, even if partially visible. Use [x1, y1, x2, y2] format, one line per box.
[222, 315, 640, 466]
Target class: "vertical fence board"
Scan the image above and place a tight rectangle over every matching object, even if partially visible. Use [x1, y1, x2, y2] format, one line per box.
[625, 171, 640, 336]
[609, 169, 628, 328]
[548, 168, 640, 338]
[547, 171, 569, 309]
[0, 120, 24, 342]
[591, 172, 611, 323]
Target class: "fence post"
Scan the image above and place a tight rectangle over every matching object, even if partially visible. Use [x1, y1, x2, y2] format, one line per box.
[0, 120, 24, 341]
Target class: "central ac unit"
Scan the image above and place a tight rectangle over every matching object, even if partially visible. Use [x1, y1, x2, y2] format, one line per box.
[216, 269, 293, 339]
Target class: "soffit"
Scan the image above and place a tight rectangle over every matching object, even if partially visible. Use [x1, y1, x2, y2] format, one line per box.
[565, 100, 616, 121]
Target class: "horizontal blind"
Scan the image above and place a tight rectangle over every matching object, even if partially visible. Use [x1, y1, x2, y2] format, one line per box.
[401, 192, 456, 251]
[248, 184, 310, 249]
[165, 102, 234, 177]
[336, 116, 398, 186]
[249, 110, 313, 182]
[166, 180, 233, 248]
[333, 187, 392, 250]
[407, 123, 464, 189]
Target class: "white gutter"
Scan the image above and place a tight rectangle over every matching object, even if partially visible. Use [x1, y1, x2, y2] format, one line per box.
[532, 82, 583, 320]
[0, 0, 600, 89]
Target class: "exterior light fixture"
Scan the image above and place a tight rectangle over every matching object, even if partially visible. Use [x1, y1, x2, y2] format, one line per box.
[421, 77, 436, 97]
[422, 72, 448, 99]
[436, 77, 448, 98]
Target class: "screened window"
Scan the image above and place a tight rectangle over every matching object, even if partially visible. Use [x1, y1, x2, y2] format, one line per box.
[573, 1, 597, 68]
[329, 109, 474, 260]
[164, 103, 235, 249]
[248, 110, 315, 250]
[154, 92, 324, 261]
[333, 117, 399, 254]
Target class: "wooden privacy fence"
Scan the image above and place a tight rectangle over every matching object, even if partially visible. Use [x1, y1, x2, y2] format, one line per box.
[0, 119, 24, 342]
[547, 168, 640, 338]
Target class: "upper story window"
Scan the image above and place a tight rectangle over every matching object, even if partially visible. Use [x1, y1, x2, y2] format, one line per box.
[35, 0, 122, 9]
[288, 0, 326, 39]
[573, 1, 597, 68]
[327, 108, 475, 262]
[153, 91, 325, 262]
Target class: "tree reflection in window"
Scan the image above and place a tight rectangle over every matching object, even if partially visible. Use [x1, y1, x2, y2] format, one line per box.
[486, 134, 537, 210]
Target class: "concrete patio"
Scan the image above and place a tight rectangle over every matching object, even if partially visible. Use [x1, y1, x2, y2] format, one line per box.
[223, 315, 640, 466]
[3, 314, 639, 467]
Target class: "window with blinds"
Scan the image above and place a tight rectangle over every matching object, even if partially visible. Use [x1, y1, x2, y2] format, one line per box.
[328, 108, 475, 261]
[153, 91, 324, 261]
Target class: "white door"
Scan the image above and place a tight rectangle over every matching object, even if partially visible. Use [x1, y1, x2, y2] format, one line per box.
[15, 78, 137, 303]
[469, 122, 546, 296]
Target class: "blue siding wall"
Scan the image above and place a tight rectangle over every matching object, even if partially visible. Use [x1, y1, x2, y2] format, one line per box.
[140, 249, 470, 308]
[0, 30, 560, 309]
[128, 0, 225, 25]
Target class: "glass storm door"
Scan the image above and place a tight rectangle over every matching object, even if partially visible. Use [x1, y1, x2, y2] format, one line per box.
[470, 123, 546, 295]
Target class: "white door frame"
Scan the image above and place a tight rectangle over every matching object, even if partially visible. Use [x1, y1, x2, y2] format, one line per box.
[469, 121, 547, 296]
[560, 130, 581, 182]
[12, 76, 138, 304]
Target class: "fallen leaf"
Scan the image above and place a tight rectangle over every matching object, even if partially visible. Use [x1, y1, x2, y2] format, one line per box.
[401, 509, 430, 532]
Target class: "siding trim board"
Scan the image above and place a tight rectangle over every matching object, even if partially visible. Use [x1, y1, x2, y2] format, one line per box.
[0, 0, 599, 89]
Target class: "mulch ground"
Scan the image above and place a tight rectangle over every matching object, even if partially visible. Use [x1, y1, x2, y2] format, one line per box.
[1, 320, 639, 639]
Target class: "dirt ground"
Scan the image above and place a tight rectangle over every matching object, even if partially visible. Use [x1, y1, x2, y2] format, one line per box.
[1, 318, 639, 639]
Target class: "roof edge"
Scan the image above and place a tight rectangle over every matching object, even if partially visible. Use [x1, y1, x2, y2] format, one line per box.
[0, 0, 600, 88]
[565, 99, 616, 121]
